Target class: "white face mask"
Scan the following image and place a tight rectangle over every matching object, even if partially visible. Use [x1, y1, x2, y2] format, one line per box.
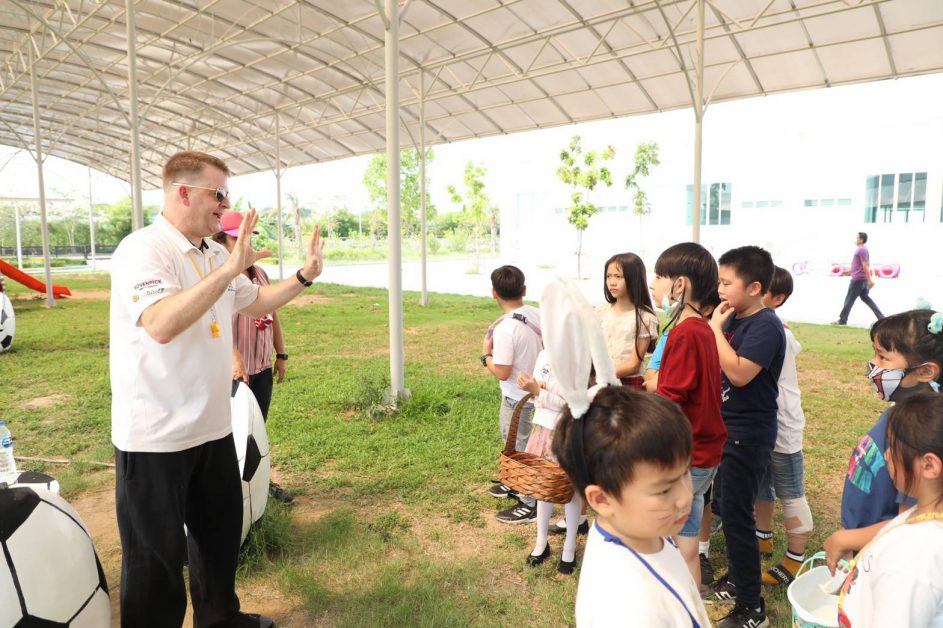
[658, 278, 681, 313]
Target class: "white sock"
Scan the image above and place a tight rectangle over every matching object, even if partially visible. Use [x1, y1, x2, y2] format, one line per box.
[532, 501, 552, 556]
[699, 540, 710, 556]
[562, 495, 582, 563]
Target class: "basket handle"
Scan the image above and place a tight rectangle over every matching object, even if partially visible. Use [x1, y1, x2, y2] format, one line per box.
[795, 550, 850, 579]
[502, 393, 534, 456]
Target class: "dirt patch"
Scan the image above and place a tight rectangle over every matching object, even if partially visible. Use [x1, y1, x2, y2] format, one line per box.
[67, 289, 111, 300]
[18, 393, 72, 410]
[285, 294, 333, 307]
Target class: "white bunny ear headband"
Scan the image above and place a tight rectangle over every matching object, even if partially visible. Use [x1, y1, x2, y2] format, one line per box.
[541, 278, 621, 484]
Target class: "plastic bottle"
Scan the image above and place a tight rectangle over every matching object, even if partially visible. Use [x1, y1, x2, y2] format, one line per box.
[0, 421, 17, 485]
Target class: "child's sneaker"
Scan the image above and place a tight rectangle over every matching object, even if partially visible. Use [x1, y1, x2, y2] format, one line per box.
[487, 482, 515, 499]
[699, 553, 714, 586]
[704, 577, 737, 605]
[717, 599, 770, 628]
[495, 501, 536, 524]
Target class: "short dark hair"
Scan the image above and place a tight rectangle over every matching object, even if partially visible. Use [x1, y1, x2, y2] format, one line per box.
[870, 310, 943, 386]
[490, 265, 525, 300]
[718, 245, 775, 293]
[885, 392, 943, 505]
[858, 232, 868, 244]
[653, 242, 720, 311]
[768, 266, 794, 305]
[163, 151, 229, 189]
[552, 387, 692, 501]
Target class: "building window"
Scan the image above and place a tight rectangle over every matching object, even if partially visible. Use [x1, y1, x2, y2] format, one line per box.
[804, 199, 818, 207]
[687, 183, 732, 225]
[865, 172, 927, 223]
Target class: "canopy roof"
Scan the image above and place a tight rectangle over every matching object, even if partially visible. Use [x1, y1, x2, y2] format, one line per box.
[3, 0, 942, 188]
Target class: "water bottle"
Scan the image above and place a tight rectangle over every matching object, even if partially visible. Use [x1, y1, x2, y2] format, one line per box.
[0, 421, 17, 486]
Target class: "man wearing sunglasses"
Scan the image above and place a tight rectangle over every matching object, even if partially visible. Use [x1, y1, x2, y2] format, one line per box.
[109, 151, 324, 628]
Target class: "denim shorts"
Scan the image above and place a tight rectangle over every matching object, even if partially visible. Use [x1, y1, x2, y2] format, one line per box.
[758, 450, 806, 501]
[679, 465, 718, 537]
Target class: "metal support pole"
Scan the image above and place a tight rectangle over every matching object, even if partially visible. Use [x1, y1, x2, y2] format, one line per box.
[88, 166, 97, 272]
[692, 0, 705, 243]
[275, 114, 284, 281]
[385, 0, 408, 400]
[126, 0, 144, 231]
[14, 203, 23, 270]
[419, 71, 428, 307]
[29, 43, 54, 307]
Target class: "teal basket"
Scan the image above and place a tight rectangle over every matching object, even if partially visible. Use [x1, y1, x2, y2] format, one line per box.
[786, 551, 846, 628]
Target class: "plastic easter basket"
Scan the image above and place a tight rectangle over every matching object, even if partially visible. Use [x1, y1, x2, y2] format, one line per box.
[787, 551, 844, 628]
[498, 394, 574, 504]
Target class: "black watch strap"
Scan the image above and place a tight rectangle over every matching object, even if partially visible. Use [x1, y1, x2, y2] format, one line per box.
[275, 353, 288, 360]
[295, 269, 313, 287]
[480, 353, 492, 367]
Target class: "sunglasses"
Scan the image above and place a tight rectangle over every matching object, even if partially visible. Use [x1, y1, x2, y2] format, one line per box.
[172, 182, 230, 203]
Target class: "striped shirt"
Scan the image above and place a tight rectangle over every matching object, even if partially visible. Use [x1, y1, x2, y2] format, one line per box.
[232, 266, 274, 376]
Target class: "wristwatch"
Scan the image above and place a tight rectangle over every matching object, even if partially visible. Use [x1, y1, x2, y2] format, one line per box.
[275, 353, 288, 361]
[295, 269, 313, 287]
[480, 353, 492, 367]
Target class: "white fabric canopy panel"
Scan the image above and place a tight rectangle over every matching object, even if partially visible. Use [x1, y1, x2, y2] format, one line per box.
[0, 0, 941, 188]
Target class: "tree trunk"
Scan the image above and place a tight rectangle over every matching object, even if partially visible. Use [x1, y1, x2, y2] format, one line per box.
[576, 229, 583, 279]
[490, 213, 497, 254]
[293, 206, 303, 260]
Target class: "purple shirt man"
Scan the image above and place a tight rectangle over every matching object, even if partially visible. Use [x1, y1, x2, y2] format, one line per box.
[834, 232, 884, 325]
[850, 244, 870, 281]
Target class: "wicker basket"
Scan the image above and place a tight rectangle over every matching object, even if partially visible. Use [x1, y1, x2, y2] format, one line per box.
[499, 394, 574, 504]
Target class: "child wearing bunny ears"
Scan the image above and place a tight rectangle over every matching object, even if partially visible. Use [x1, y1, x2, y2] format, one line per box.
[540, 279, 711, 626]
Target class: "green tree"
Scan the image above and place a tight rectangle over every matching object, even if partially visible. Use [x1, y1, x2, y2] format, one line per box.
[623, 142, 660, 218]
[362, 149, 435, 237]
[98, 198, 157, 244]
[556, 135, 615, 278]
[447, 161, 497, 259]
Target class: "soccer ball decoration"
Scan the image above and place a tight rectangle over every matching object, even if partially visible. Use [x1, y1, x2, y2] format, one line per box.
[230, 381, 270, 543]
[0, 486, 110, 626]
[0, 293, 14, 353]
[11, 470, 61, 494]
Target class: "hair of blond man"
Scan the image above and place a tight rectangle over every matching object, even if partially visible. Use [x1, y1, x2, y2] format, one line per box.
[162, 151, 230, 190]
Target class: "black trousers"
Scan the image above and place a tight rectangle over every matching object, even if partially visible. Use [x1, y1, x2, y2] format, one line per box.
[247, 368, 273, 422]
[838, 279, 884, 324]
[115, 434, 243, 628]
[715, 439, 772, 610]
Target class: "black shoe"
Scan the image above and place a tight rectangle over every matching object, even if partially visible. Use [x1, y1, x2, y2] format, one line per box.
[269, 482, 294, 504]
[223, 612, 275, 628]
[549, 518, 589, 536]
[718, 600, 769, 628]
[526, 543, 551, 566]
[557, 557, 577, 575]
[495, 501, 537, 524]
[699, 553, 714, 586]
[705, 577, 737, 605]
[487, 483, 515, 499]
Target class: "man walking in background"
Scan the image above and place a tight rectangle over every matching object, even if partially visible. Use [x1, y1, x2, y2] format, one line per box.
[833, 232, 884, 325]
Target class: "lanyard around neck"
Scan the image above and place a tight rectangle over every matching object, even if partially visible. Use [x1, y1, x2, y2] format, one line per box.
[186, 250, 214, 279]
[595, 522, 701, 628]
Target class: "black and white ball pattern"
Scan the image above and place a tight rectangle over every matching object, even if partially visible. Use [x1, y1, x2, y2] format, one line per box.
[0, 293, 14, 353]
[230, 381, 271, 543]
[0, 487, 110, 626]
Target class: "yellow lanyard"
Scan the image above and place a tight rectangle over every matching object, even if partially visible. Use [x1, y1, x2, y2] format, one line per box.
[186, 251, 221, 339]
[838, 511, 943, 613]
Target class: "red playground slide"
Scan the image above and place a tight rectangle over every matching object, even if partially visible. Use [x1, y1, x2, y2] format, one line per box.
[0, 259, 72, 297]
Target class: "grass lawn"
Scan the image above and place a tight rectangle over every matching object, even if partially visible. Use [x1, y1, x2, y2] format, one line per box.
[0, 273, 884, 626]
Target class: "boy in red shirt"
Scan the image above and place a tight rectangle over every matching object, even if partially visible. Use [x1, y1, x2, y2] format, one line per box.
[650, 242, 727, 589]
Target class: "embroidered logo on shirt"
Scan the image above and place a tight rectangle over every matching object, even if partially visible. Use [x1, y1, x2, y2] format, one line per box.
[133, 279, 162, 291]
[847, 434, 885, 494]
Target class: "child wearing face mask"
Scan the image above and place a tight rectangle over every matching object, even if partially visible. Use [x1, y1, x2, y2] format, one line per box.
[825, 309, 943, 568]
[649, 243, 727, 592]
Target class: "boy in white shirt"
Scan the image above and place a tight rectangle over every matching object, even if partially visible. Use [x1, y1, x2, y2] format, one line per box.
[754, 266, 814, 586]
[481, 265, 542, 523]
[553, 386, 712, 627]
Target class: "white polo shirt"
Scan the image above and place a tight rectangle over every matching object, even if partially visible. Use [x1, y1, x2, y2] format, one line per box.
[109, 214, 259, 452]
